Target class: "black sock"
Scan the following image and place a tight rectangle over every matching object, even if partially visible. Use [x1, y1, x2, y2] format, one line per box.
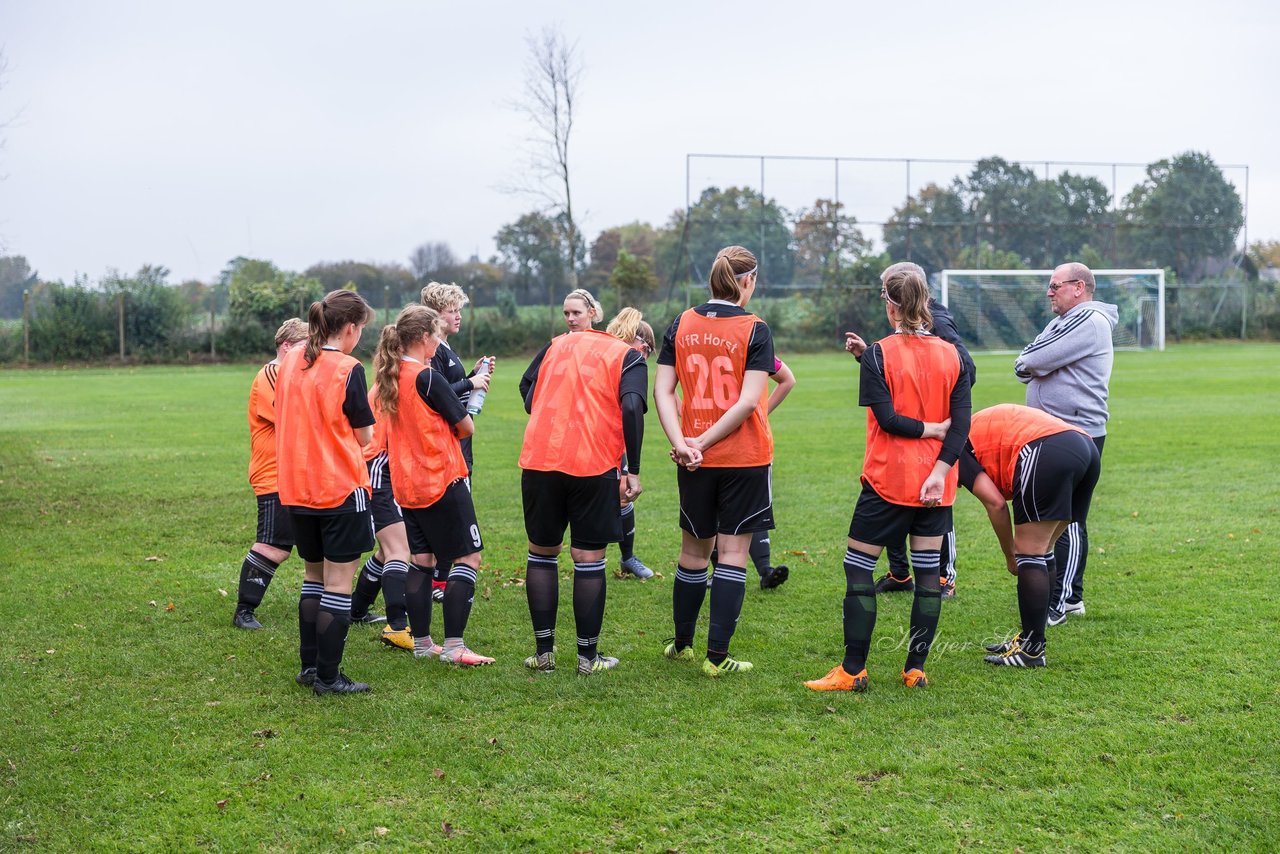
[381, 560, 408, 630]
[619, 504, 636, 562]
[443, 563, 477, 640]
[1016, 554, 1051, 655]
[841, 548, 878, 674]
[315, 591, 352, 683]
[905, 549, 943, 671]
[350, 554, 383, 619]
[572, 558, 607, 660]
[885, 542, 911, 580]
[672, 564, 708, 650]
[526, 552, 559, 655]
[405, 563, 433, 639]
[749, 531, 771, 577]
[706, 563, 746, 664]
[237, 551, 279, 609]
[298, 581, 323, 670]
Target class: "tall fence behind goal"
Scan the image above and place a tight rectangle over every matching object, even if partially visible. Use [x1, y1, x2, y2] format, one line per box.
[938, 269, 1166, 352]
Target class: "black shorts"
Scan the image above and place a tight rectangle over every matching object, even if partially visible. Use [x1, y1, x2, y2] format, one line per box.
[367, 454, 404, 533]
[848, 480, 951, 545]
[522, 468, 621, 551]
[1011, 431, 1102, 525]
[254, 492, 295, 549]
[402, 478, 483, 564]
[677, 465, 774, 539]
[288, 508, 375, 564]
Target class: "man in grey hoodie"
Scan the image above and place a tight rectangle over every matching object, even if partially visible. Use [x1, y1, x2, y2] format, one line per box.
[1015, 262, 1118, 625]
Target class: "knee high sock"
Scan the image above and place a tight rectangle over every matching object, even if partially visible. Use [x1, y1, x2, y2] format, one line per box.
[749, 530, 772, 577]
[237, 551, 279, 609]
[404, 563, 433, 640]
[432, 561, 449, 594]
[315, 591, 352, 682]
[572, 558, 607, 660]
[1015, 554, 1051, 655]
[905, 549, 943, 671]
[841, 548, 878, 674]
[619, 503, 636, 562]
[706, 564, 747, 664]
[672, 564, 708, 650]
[526, 553, 560, 655]
[350, 554, 383, 618]
[442, 563, 477, 643]
[885, 542, 911, 580]
[942, 528, 957, 584]
[380, 560, 409, 630]
[298, 581, 323, 670]
[1052, 522, 1086, 610]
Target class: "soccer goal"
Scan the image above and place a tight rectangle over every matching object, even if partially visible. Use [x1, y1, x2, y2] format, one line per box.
[937, 269, 1166, 352]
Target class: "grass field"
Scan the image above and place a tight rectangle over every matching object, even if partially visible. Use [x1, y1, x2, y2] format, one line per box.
[2, 342, 1278, 851]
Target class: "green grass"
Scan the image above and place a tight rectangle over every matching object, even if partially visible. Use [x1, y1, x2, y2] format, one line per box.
[2, 343, 1278, 851]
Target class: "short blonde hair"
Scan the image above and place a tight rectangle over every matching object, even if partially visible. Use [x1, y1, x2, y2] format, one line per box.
[420, 281, 470, 312]
[274, 317, 309, 347]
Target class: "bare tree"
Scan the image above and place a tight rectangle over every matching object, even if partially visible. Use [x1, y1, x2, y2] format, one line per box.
[509, 26, 583, 286]
[408, 241, 458, 282]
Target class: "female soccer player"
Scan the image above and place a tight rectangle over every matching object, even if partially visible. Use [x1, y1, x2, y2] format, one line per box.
[562, 288, 604, 332]
[961, 404, 1101, 668]
[373, 304, 494, 667]
[605, 306, 657, 580]
[421, 281, 495, 601]
[275, 290, 376, 695]
[804, 263, 971, 692]
[347, 389, 416, 649]
[654, 244, 776, 677]
[517, 305, 648, 675]
[234, 317, 309, 630]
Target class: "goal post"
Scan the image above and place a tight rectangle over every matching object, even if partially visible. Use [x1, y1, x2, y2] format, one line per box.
[938, 269, 1166, 352]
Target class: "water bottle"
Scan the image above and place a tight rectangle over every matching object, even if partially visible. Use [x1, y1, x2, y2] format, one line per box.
[466, 357, 494, 416]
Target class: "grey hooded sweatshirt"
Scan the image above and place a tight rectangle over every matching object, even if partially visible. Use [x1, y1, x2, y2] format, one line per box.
[1014, 300, 1119, 438]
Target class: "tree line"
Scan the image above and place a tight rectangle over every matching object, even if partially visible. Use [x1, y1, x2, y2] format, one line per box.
[1, 150, 1277, 364]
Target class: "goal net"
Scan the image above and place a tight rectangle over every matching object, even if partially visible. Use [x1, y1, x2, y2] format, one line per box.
[938, 269, 1166, 352]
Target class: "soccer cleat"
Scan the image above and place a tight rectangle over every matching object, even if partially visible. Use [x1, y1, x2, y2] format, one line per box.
[431, 580, 446, 602]
[413, 638, 444, 660]
[577, 653, 619, 675]
[702, 656, 753, 677]
[440, 646, 495, 667]
[901, 668, 929, 688]
[295, 666, 317, 687]
[985, 632, 1022, 654]
[1064, 600, 1086, 616]
[523, 651, 556, 672]
[984, 644, 1046, 668]
[232, 608, 263, 630]
[350, 611, 388, 625]
[939, 576, 956, 599]
[760, 564, 790, 590]
[312, 671, 371, 695]
[380, 625, 414, 651]
[620, 556, 654, 579]
[663, 639, 697, 661]
[874, 573, 914, 594]
[803, 664, 868, 692]
[1047, 609, 1067, 627]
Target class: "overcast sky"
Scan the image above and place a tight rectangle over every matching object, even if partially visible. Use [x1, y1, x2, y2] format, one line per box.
[1, 0, 1275, 284]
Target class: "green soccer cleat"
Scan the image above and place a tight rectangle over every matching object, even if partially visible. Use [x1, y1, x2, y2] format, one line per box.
[702, 656, 753, 677]
[523, 651, 556, 672]
[577, 654, 619, 676]
[663, 640, 697, 662]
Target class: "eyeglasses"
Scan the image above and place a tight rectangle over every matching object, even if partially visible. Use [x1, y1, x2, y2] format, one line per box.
[1048, 279, 1084, 293]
